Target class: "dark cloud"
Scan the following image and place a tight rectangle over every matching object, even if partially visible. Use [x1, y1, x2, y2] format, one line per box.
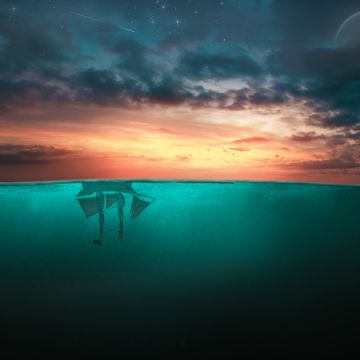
[272, 46, 360, 79]
[71, 68, 134, 106]
[0, 78, 69, 111]
[106, 37, 155, 84]
[270, 44, 360, 126]
[0, 144, 79, 165]
[177, 51, 263, 80]
[289, 158, 359, 171]
[290, 132, 326, 142]
[285, 150, 360, 171]
[147, 76, 192, 106]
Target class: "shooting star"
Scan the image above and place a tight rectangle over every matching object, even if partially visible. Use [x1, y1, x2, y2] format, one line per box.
[69, 11, 135, 33]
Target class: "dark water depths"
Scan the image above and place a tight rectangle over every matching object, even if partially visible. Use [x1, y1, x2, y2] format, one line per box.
[0, 180, 359, 356]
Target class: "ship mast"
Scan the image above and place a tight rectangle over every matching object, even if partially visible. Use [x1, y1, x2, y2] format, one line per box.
[117, 193, 125, 240]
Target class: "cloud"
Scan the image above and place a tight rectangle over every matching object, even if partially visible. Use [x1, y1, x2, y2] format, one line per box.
[290, 132, 326, 142]
[285, 153, 359, 170]
[156, 128, 178, 135]
[71, 68, 134, 106]
[175, 155, 191, 161]
[177, 51, 264, 80]
[0, 144, 80, 165]
[0, 78, 69, 111]
[232, 137, 268, 143]
[291, 158, 359, 170]
[229, 147, 249, 152]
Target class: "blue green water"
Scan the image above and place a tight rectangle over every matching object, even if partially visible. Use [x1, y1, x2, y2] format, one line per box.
[0, 180, 359, 356]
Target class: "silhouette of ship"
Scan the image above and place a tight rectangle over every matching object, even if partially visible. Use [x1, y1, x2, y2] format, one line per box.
[76, 181, 154, 245]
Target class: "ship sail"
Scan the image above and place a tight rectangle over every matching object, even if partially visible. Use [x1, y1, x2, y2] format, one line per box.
[77, 193, 105, 218]
[76, 185, 154, 243]
[130, 195, 152, 220]
[105, 193, 120, 209]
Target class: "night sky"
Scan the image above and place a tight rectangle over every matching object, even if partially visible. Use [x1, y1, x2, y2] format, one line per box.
[0, 0, 360, 183]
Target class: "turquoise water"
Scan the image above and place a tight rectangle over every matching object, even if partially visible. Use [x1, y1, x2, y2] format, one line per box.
[0, 180, 359, 356]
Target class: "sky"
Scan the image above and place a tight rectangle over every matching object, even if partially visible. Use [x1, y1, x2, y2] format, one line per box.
[0, 0, 360, 183]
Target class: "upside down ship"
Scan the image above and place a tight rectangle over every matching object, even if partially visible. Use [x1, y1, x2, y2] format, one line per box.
[76, 181, 153, 245]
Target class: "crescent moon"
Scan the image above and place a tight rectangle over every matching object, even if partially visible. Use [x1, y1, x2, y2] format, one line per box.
[335, 11, 360, 44]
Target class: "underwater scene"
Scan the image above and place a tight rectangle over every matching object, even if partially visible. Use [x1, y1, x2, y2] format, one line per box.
[0, 180, 360, 356]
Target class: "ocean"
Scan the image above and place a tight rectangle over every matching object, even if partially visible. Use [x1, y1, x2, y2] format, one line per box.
[0, 180, 359, 356]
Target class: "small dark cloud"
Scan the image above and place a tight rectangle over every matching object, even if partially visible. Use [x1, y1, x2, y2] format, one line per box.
[145, 157, 165, 162]
[156, 128, 177, 135]
[0, 144, 79, 165]
[175, 155, 191, 161]
[229, 147, 249, 152]
[232, 137, 268, 144]
[290, 131, 326, 142]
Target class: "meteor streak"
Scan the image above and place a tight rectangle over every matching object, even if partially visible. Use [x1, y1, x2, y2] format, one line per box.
[69, 11, 135, 33]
